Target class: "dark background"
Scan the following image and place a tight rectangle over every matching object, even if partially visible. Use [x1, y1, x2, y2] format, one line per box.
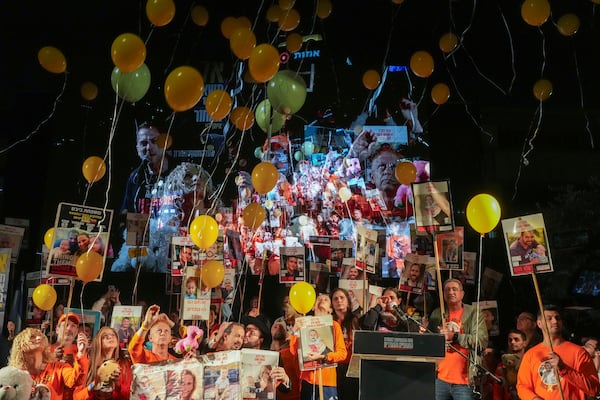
[1, 0, 600, 341]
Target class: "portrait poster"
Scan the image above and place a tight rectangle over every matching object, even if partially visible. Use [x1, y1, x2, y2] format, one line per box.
[329, 239, 353, 274]
[64, 308, 102, 337]
[171, 235, 199, 276]
[110, 305, 143, 349]
[340, 261, 361, 280]
[355, 225, 379, 274]
[368, 284, 384, 310]
[412, 180, 454, 233]
[437, 226, 464, 270]
[279, 246, 305, 283]
[131, 358, 203, 400]
[458, 251, 477, 285]
[296, 315, 336, 371]
[180, 266, 211, 321]
[481, 268, 503, 299]
[473, 300, 500, 337]
[501, 213, 554, 277]
[0, 224, 25, 264]
[338, 279, 366, 314]
[46, 202, 113, 281]
[383, 221, 412, 278]
[399, 253, 429, 294]
[239, 349, 280, 400]
[201, 350, 241, 400]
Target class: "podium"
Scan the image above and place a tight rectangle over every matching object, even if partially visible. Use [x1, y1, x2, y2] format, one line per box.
[349, 330, 446, 400]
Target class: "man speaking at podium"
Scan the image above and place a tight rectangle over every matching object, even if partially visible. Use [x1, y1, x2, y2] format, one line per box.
[427, 279, 488, 400]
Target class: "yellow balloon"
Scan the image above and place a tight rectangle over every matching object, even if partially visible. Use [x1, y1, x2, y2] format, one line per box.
[230, 27, 256, 60]
[205, 90, 233, 121]
[521, 0, 551, 27]
[251, 162, 279, 194]
[278, 8, 300, 31]
[557, 13, 580, 36]
[76, 251, 104, 283]
[191, 5, 209, 26]
[230, 106, 255, 131]
[164, 66, 205, 112]
[431, 82, 450, 105]
[189, 215, 219, 249]
[289, 282, 316, 315]
[266, 5, 282, 22]
[394, 161, 417, 185]
[146, 0, 176, 27]
[111, 33, 146, 73]
[82, 156, 107, 184]
[279, 0, 296, 10]
[316, 0, 333, 19]
[80, 81, 98, 101]
[410, 50, 434, 78]
[202, 260, 225, 289]
[248, 43, 281, 83]
[221, 16, 239, 39]
[466, 194, 501, 235]
[533, 79, 553, 101]
[44, 228, 55, 250]
[286, 32, 303, 53]
[439, 32, 458, 53]
[38, 46, 67, 74]
[32, 284, 57, 311]
[243, 202, 266, 230]
[362, 69, 381, 90]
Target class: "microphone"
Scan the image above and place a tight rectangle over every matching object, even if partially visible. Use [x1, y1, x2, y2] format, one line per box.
[388, 302, 407, 320]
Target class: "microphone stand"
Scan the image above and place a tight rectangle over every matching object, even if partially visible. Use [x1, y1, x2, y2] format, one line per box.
[391, 306, 501, 396]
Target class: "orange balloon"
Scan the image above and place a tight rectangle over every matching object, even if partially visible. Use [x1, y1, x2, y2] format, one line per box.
[82, 156, 106, 184]
[266, 5, 282, 22]
[202, 260, 225, 289]
[206, 90, 233, 120]
[252, 162, 279, 194]
[278, 8, 300, 31]
[286, 32, 303, 53]
[395, 161, 417, 185]
[80, 81, 98, 101]
[362, 69, 381, 90]
[557, 13, 580, 36]
[431, 82, 450, 105]
[230, 27, 256, 60]
[146, 0, 176, 27]
[221, 16, 239, 39]
[439, 32, 458, 53]
[533, 79, 552, 101]
[164, 66, 205, 112]
[316, 0, 333, 19]
[38, 46, 67, 74]
[76, 251, 104, 283]
[248, 44, 281, 83]
[243, 202, 266, 230]
[230, 106, 255, 131]
[156, 133, 173, 150]
[521, 0, 551, 27]
[111, 33, 146, 73]
[191, 5, 209, 26]
[236, 16, 252, 30]
[279, 0, 296, 10]
[410, 50, 434, 78]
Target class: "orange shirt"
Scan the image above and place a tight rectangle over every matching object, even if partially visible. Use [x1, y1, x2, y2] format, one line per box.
[290, 320, 347, 387]
[128, 332, 178, 364]
[30, 360, 85, 400]
[73, 357, 133, 400]
[278, 346, 301, 400]
[437, 307, 469, 385]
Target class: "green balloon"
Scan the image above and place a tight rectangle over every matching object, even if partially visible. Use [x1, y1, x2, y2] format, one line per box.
[255, 99, 286, 133]
[267, 70, 307, 115]
[111, 63, 151, 103]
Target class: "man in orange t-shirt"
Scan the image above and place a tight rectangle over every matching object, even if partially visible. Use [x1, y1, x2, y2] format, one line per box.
[428, 279, 488, 400]
[128, 304, 179, 364]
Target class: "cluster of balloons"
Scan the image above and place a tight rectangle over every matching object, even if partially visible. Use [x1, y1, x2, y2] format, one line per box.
[466, 193, 501, 235]
[289, 281, 316, 315]
[110, 33, 150, 103]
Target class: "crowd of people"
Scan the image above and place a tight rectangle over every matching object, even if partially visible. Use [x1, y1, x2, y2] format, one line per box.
[2, 276, 598, 400]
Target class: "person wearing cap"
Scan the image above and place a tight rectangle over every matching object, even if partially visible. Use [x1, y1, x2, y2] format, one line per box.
[242, 316, 272, 350]
[128, 304, 180, 364]
[52, 312, 84, 365]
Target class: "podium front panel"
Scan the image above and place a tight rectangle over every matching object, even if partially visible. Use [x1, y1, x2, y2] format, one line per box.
[359, 359, 436, 400]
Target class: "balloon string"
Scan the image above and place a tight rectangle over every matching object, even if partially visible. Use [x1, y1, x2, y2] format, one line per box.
[474, 233, 484, 361]
[0, 72, 68, 156]
[572, 46, 595, 149]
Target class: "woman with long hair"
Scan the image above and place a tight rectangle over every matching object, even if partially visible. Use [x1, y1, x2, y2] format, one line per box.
[9, 327, 87, 400]
[73, 326, 132, 400]
[331, 288, 360, 400]
[181, 369, 198, 400]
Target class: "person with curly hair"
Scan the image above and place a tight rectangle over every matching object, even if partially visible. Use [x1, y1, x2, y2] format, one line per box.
[9, 327, 87, 400]
[73, 326, 132, 400]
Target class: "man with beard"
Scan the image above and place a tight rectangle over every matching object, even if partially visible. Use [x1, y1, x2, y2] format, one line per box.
[242, 316, 272, 350]
[206, 321, 246, 352]
[493, 329, 527, 400]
